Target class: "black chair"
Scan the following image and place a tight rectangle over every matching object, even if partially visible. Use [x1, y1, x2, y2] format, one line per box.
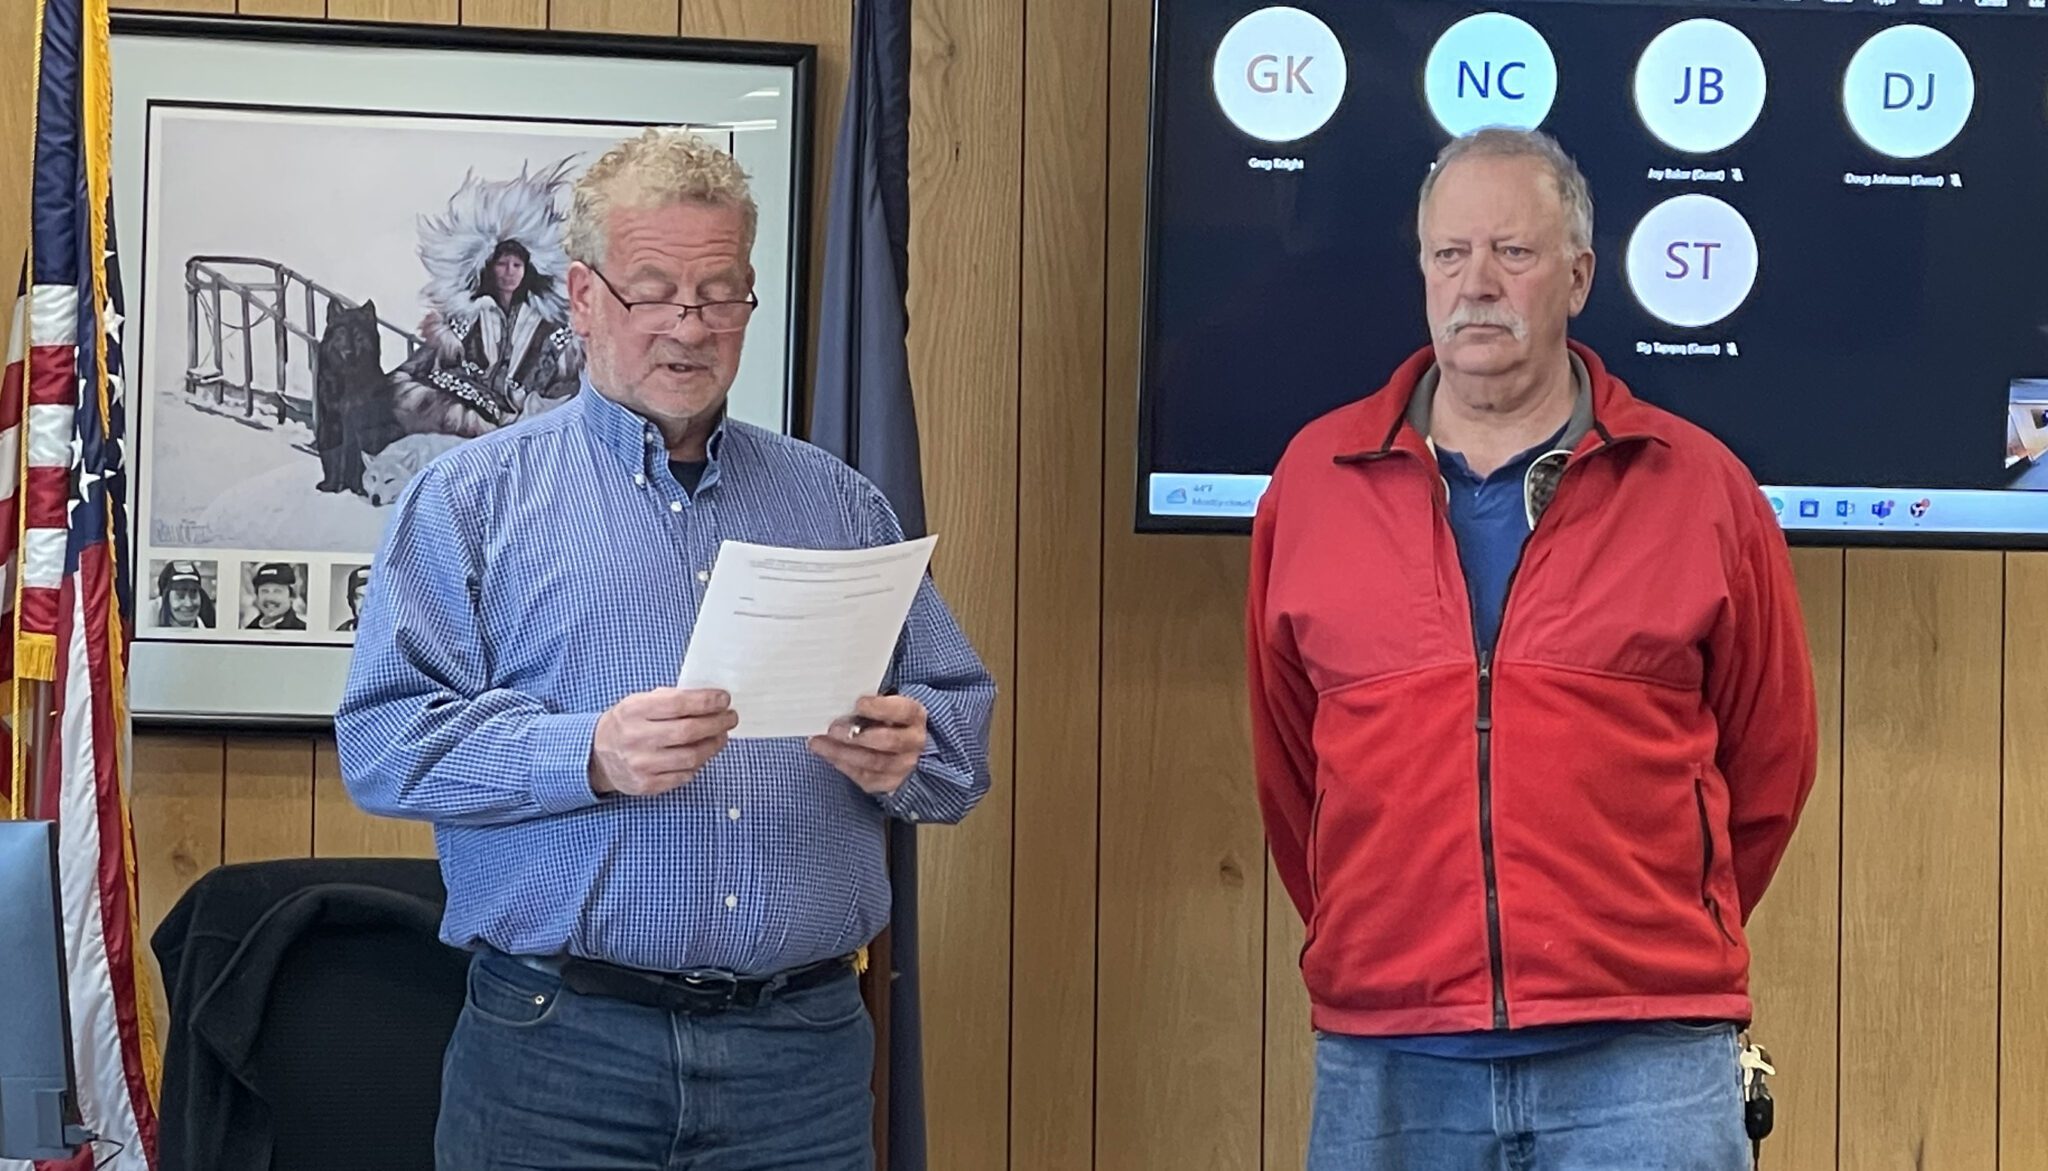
[151, 858, 467, 1171]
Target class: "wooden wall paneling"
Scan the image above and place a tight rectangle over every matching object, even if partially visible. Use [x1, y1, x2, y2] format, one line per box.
[111, 0, 235, 12]
[460, 0, 544, 28]
[1840, 549, 2002, 1171]
[1093, 528, 1264, 1171]
[1263, 857, 1312, 1171]
[2, 0, 32, 290]
[545, 0, 677, 36]
[130, 734, 226, 1035]
[1009, 0, 1107, 1166]
[903, 0, 1023, 1165]
[235, 0, 327, 19]
[327, 0, 457, 23]
[1102, 546, 1268, 1159]
[1744, 547, 1846, 1171]
[222, 737, 314, 863]
[312, 740, 436, 857]
[676, 0, 851, 405]
[1097, 6, 1265, 1165]
[2002, 552, 2048, 1166]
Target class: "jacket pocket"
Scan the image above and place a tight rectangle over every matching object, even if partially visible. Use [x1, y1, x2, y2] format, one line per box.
[1302, 787, 1328, 953]
[1694, 776, 1737, 947]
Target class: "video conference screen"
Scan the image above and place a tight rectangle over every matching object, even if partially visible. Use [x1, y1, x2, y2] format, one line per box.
[1137, 0, 2048, 543]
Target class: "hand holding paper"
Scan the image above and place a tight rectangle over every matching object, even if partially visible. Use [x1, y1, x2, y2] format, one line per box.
[588, 687, 737, 797]
[676, 536, 938, 738]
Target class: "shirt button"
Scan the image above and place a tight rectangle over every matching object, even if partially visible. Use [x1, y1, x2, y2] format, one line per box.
[724, 894, 738, 909]
[633, 473, 645, 486]
[670, 500, 683, 513]
[696, 569, 710, 584]
[906, 811, 919, 822]
[727, 807, 741, 820]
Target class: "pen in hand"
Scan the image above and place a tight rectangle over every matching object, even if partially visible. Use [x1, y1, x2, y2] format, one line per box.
[813, 686, 926, 799]
[848, 686, 900, 738]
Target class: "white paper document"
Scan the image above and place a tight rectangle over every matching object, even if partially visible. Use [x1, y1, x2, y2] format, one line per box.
[676, 535, 938, 738]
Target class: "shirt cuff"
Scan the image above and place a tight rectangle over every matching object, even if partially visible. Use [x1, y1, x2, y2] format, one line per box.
[874, 772, 927, 822]
[873, 749, 965, 824]
[527, 712, 606, 816]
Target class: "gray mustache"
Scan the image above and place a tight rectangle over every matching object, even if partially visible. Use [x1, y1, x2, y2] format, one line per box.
[1437, 304, 1529, 342]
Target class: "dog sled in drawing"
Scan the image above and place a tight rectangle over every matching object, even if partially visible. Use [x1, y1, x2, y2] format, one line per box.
[176, 157, 585, 506]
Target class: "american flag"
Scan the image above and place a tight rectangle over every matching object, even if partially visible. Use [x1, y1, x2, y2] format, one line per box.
[2, 0, 161, 1167]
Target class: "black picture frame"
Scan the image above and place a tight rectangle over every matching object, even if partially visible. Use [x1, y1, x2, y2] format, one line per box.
[110, 12, 817, 729]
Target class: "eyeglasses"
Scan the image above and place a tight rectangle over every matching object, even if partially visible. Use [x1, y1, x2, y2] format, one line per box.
[587, 265, 759, 334]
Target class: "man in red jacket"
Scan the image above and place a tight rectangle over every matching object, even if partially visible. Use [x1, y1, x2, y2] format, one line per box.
[1247, 128, 1817, 1170]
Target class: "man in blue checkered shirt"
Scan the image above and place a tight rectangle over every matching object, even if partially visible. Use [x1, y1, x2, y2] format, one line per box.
[335, 128, 995, 1171]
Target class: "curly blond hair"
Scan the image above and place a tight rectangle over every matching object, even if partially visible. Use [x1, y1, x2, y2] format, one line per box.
[564, 128, 758, 266]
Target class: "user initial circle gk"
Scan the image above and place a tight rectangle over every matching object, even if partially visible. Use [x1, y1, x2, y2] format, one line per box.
[1211, 6, 1348, 144]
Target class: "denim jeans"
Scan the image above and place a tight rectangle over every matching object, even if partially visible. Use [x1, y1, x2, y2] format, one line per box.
[434, 948, 875, 1170]
[1308, 1022, 1751, 1171]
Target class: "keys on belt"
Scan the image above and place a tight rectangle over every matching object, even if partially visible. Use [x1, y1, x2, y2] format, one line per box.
[1739, 1033, 1775, 1167]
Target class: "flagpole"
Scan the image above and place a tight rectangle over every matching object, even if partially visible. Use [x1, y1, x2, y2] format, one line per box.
[26, 683, 50, 818]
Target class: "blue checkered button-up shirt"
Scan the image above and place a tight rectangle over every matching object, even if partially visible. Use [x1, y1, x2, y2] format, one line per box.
[335, 383, 996, 977]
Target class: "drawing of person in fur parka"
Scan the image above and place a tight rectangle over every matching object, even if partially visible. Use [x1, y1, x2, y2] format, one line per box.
[386, 157, 586, 439]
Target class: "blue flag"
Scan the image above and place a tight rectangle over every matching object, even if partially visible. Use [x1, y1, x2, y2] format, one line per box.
[807, 0, 924, 1167]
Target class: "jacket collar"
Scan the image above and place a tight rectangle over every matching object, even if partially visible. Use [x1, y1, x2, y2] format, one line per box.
[1404, 348, 1596, 458]
[1334, 339, 1673, 466]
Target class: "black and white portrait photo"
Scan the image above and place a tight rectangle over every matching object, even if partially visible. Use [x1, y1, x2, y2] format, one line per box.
[146, 559, 220, 631]
[239, 561, 309, 631]
[331, 562, 371, 632]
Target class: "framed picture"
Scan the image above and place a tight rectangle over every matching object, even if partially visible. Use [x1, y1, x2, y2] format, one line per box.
[110, 13, 815, 728]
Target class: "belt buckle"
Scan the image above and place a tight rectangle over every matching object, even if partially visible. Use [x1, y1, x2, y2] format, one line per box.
[673, 968, 740, 1011]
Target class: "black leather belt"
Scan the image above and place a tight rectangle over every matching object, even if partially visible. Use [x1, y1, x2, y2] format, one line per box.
[504, 948, 856, 1015]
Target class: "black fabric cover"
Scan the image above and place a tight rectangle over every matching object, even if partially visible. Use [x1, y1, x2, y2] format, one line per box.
[150, 858, 465, 1171]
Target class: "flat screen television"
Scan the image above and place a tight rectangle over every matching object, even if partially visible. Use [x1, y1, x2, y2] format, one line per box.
[1136, 0, 2048, 545]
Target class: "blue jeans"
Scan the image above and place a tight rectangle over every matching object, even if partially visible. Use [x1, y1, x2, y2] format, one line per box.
[1308, 1023, 1751, 1171]
[434, 949, 876, 1170]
